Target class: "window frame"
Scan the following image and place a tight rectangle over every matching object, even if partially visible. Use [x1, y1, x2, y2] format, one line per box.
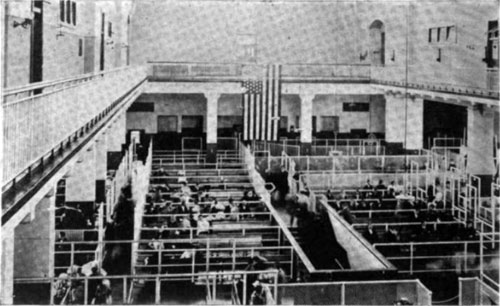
[59, 0, 77, 26]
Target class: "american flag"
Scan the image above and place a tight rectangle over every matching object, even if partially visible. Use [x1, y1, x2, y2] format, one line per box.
[242, 64, 281, 141]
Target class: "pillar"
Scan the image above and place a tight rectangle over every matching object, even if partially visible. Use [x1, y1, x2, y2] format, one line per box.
[385, 93, 423, 151]
[106, 114, 127, 170]
[205, 92, 220, 163]
[65, 144, 97, 220]
[14, 193, 54, 279]
[1, 227, 14, 305]
[95, 134, 108, 205]
[300, 93, 315, 155]
[467, 105, 495, 175]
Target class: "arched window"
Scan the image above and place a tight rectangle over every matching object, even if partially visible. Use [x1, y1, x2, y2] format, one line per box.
[369, 20, 385, 66]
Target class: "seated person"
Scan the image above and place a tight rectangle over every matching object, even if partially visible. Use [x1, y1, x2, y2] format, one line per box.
[325, 189, 335, 200]
[156, 183, 170, 192]
[424, 204, 440, 222]
[180, 248, 195, 259]
[190, 183, 200, 193]
[356, 199, 370, 210]
[158, 225, 170, 239]
[460, 221, 478, 241]
[431, 186, 444, 208]
[175, 203, 189, 214]
[336, 189, 348, 201]
[189, 199, 201, 214]
[229, 200, 240, 221]
[393, 180, 405, 196]
[200, 192, 212, 204]
[375, 180, 387, 197]
[178, 217, 192, 229]
[363, 179, 374, 191]
[384, 227, 400, 243]
[179, 181, 191, 196]
[363, 223, 379, 244]
[239, 201, 250, 216]
[210, 199, 226, 213]
[148, 237, 163, 250]
[370, 199, 382, 210]
[339, 203, 354, 225]
[197, 215, 211, 235]
[154, 168, 167, 176]
[242, 190, 260, 202]
[387, 181, 396, 198]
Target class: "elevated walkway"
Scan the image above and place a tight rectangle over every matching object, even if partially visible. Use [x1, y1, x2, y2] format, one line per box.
[2, 67, 147, 228]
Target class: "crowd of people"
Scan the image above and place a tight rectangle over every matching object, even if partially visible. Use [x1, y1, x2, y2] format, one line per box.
[53, 261, 111, 305]
[321, 179, 481, 258]
[144, 184, 265, 236]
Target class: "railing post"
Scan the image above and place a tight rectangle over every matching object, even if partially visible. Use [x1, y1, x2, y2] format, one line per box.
[243, 273, 247, 305]
[232, 240, 236, 271]
[273, 271, 278, 304]
[206, 243, 210, 272]
[155, 276, 161, 304]
[410, 242, 414, 275]
[158, 250, 161, 274]
[49, 278, 55, 305]
[70, 243, 74, 268]
[212, 276, 217, 301]
[464, 241, 468, 273]
[123, 277, 128, 304]
[479, 234, 484, 280]
[84, 278, 89, 305]
[341, 282, 346, 305]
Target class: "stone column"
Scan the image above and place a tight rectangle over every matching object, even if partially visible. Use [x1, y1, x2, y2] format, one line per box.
[406, 96, 424, 150]
[106, 114, 127, 171]
[95, 134, 108, 205]
[467, 105, 495, 175]
[65, 144, 97, 220]
[300, 93, 315, 155]
[205, 92, 220, 163]
[1, 227, 14, 305]
[385, 93, 424, 152]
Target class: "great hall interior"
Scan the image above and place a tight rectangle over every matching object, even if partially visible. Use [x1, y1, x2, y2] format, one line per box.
[1, 0, 499, 305]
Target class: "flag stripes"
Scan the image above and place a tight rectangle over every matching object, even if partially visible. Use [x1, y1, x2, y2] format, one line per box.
[242, 64, 281, 141]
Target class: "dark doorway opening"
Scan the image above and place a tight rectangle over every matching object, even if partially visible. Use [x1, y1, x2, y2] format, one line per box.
[30, 0, 44, 86]
[423, 100, 467, 149]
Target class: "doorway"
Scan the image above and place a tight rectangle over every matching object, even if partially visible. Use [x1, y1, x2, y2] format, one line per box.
[369, 20, 385, 66]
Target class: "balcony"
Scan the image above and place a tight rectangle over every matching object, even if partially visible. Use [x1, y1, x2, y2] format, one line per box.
[147, 62, 372, 83]
[2, 66, 147, 225]
[148, 61, 500, 100]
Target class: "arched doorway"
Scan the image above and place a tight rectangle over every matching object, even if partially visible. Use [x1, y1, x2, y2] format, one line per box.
[369, 20, 385, 66]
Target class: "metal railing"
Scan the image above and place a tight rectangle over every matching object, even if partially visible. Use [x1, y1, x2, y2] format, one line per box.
[370, 66, 499, 99]
[459, 277, 499, 306]
[278, 279, 432, 306]
[14, 270, 278, 305]
[148, 61, 371, 81]
[373, 240, 499, 275]
[2, 66, 147, 188]
[241, 142, 316, 274]
[432, 137, 464, 148]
